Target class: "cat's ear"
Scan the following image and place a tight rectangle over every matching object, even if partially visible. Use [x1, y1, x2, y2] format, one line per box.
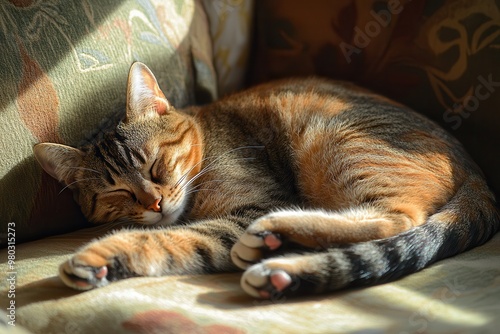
[125, 62, 173, 123]
[33, 143, 84, 186]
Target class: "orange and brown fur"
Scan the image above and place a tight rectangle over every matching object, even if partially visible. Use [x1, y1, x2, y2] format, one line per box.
[34, 62, 499, 298]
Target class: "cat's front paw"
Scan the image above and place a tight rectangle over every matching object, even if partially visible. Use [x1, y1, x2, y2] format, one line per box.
[240, 261, 294, 299]
[231, 230, 283, 269]
[60, 250, 139, 290]
[232, 210, 338, 270]
[59, 233, 142, 290]
[59, 256, 110, 290]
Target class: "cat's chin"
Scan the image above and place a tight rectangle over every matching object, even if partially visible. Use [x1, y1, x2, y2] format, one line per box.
[157, 208, 184, 226]
[140, 206, 184, 226]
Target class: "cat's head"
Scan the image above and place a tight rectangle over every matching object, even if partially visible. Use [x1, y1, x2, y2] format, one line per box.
[33, 62, 203, 226]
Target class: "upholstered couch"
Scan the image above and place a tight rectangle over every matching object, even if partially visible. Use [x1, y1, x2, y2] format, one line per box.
[1, 1, 499, 333]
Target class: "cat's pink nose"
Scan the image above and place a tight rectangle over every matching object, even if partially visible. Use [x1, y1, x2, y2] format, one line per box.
[148, 198, 162, 212]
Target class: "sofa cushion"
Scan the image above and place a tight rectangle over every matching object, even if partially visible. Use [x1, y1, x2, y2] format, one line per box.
[0, 0, 217, 245]
[251, 0, 500, 195]
[2, 225, 500, 333]
[202, 0, 254, 96]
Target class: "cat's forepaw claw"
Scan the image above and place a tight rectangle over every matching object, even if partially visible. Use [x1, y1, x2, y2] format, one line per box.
[231, 231, 282, 269]
[241, 263, 292, 299]
[59, 258, 110, 290]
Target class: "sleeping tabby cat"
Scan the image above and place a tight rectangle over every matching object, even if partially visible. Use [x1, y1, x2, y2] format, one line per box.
[34, 62, 499, 299]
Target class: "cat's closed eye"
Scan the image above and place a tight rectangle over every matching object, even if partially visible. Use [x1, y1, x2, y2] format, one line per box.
[101, 189, 136, 202]
[150, 159, 162, 184]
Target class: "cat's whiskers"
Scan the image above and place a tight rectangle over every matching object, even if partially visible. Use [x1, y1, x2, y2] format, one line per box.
[58, 177, 102, 195]
[180, 162, 232, 191]
[175, 146, 264, 188]
[180, 157, 258, 193]
[184, 179, 224, 196]
[179, 165, 220, 191]
[57, 167, 103, 195]
[185, 188, 217, 196]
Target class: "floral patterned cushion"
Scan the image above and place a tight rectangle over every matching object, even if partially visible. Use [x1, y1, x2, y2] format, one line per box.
[0, 0, 217, 244]
[251, 0, 500, 195]
[202, 0, 254, 96]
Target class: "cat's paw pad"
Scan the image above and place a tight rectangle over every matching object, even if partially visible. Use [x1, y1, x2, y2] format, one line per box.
[231, 231, 282, 269]
[241, 262, 292, 299]
[59, 256, 110, 290]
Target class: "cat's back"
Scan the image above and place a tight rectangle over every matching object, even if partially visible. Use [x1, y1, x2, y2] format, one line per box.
[203, 78, 427, 132]
[204, 77, 374, 123]
[194, 77, 484, 222]
[200, 77, 460, 152]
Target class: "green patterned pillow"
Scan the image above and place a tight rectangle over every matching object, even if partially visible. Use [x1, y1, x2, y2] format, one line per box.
[0, 0, 217, 245]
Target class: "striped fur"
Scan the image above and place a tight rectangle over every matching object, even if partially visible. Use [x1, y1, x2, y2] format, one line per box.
[34, 63, 499, 298]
